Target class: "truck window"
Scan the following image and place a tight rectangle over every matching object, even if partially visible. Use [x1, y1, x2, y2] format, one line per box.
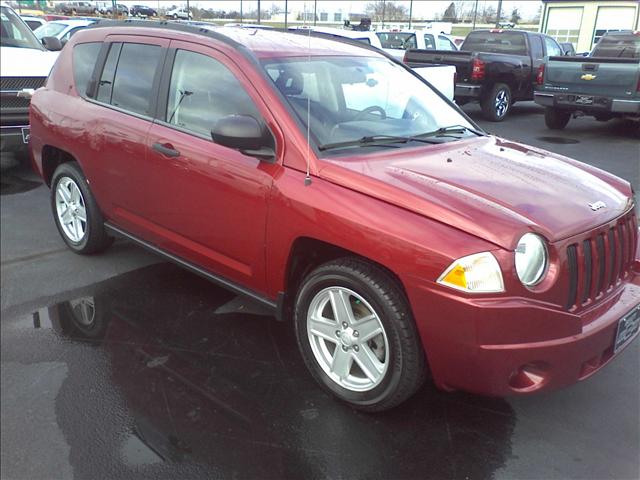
[461, 31, 527, 55]
[73, 42, 101, 97]
[0, 5, 43, 50]
[423, 34, 435, 49]
[437, 35, 456, 51]
[530, 35, 543, 59]
[544, 36, 562, 57]
[376, 32, 417, 50]
[166, 50, 262, 138]
[592, 34, 640, 59]
[109, 43, 162, 116]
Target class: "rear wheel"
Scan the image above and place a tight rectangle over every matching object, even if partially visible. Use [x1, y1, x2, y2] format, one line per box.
[544, 107, 571, 130]
[481, 83, 512, 121]
[51, 162, 113, 254]
[294, 258, 426, 412]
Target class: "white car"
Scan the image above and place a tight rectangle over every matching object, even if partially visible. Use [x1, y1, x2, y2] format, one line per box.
[166, 7, 192, 20]
[1, 3, 59, 157]
[289, 27, 456, 101]
[34, 19, 97, 46]
[20, 15, 46, 30]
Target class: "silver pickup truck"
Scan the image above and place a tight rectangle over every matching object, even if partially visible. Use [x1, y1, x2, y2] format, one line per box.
[534, 31, 640, 130]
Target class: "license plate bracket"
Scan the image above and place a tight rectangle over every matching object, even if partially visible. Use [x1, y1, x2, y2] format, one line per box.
[21, 127, 30, 144]
[614, 305, 640, 353]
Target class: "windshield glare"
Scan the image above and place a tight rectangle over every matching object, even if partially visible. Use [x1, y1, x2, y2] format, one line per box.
[34, 22, 67, 40]
[263, 56, 474, 152]
[0, 6, 44, 50]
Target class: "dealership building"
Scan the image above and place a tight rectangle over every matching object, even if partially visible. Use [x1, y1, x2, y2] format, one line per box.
[540, 0, 640, 52]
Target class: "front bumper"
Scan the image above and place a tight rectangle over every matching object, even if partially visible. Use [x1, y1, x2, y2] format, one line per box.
[535, 92, 640, 115]
[406, 254, 640, 397]
[0, 125, 29, 153]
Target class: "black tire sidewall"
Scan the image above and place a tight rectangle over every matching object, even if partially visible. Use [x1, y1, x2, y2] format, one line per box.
[544, 107, 570, 130]
[294, 269, 406, 408]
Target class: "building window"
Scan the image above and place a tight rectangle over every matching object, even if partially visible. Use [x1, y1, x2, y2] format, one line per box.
[547, 29, 580, 46]
[320, 12, 328, 21]
[334, 13, 342, 22]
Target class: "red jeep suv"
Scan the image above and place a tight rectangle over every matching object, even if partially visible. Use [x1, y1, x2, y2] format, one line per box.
[29, 22, 640, 411]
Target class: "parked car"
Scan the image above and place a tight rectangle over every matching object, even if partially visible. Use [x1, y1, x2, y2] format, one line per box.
[1, 3, 59, 159]
[404, 29, 565, 121]
[535, 31, 640, 129]
[29, 22, 640, 412]
[56, 1, 98, 16]
[376, 29, 459, 59]
[165, 7, 192, 20]
[20, 15, 46, 30]
[130, 5, 157, 17]
[95, 2, 110, 15]
[289, 26, 456, 100]
[34, 19, 97, 46]
[106, 4, 128, 16]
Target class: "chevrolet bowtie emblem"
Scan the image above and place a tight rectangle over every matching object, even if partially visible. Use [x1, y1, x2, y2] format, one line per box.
[581, 74, 597, 81]
[589, 201, 606, 211]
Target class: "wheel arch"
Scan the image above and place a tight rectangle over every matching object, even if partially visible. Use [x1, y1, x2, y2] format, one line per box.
[41, 145, 79, 187]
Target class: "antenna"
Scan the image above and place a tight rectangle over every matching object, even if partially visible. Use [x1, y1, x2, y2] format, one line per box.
[304, 2, 312, 186]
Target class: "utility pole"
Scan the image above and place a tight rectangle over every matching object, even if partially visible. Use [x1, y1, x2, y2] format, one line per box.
[314, 0, 317, 26]
[408, 0, 413, 29]
[496, 0, 503, 27]
[472, 0, 478, 30]
[240, 0, 243, 23]
[257, 0, 260, 24]
[381, 0, 386, 29]
[285, 0, 288, 28]
[186, 0, 190, 19]
[111, 0, 116, 19]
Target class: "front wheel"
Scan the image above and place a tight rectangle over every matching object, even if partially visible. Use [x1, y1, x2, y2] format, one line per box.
[294, 258, 426, 412]
[51, 162, 113, 254]
[544, 107, 571, 130]
[481, 83, 512, 121]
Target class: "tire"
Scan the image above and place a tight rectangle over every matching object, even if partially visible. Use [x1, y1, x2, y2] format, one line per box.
[481, 83, 512, 121]
[544, 107, 571, 130]
[173, 14, 178, 19]
[294, 258, 426, 412]
[50, 162, 113, 255]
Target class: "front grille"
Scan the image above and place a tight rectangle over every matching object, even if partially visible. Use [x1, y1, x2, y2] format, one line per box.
[565, 213, 638, 310]
[0, 77, 46, 91]
[0, 96, 30, 109]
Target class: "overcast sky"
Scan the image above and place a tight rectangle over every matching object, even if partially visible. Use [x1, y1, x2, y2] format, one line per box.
[117, 1, 543, 20]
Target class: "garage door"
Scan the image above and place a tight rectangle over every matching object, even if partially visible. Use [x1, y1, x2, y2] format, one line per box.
[593, 6, 637, 47]
[546, 7, 583, 47]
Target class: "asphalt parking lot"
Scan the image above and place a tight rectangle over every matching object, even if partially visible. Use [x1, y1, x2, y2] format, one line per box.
[1, 102, 639, 480]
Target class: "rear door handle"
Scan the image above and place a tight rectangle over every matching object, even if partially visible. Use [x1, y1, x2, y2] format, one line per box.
[152, 142, 180, 158]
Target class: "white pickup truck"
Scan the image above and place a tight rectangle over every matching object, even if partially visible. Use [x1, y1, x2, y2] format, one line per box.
[289, 26, 456, 101]
[1, 3, 59, 158]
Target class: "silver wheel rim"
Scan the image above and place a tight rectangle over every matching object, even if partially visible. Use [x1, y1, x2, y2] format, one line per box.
[495, 89, 509, 117]
[55, 177, 87, 243]
[68, 297, 95, 326]
[307, 287, 389, 392]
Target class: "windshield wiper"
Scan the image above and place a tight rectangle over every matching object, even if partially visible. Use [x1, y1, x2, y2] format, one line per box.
[318, 134, 441, 152]
[418, 125, 484, 138]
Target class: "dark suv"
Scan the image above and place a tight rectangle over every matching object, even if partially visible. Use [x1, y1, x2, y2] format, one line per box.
[29, 22, 639, 411]
[130, 5, 157, 17]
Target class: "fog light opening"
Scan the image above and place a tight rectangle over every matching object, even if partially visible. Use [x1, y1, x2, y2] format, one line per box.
[508, 363, 548, 391]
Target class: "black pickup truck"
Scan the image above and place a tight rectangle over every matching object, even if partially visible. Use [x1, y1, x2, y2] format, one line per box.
[404, 29, 565, 121]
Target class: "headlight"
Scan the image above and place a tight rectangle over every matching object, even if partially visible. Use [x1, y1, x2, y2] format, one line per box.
[437, 252, 504, 293]
[515, 233, 548, 286]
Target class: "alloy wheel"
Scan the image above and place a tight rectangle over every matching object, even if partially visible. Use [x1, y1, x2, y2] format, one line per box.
[495, 89, 510, 118]
[55, 176, 87, 243]
[307, 286, 389, 392]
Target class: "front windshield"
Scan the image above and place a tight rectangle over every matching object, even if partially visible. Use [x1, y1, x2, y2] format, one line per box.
[0, 6, 44, 50]
[376, 32, 417, 50]
[34, 22, 67, 40]
[263, 56, 475, 152]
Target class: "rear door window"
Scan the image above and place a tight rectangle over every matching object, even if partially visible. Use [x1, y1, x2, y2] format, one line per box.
[423, 34, 435, 49]
[73, 42, 101, 97]
[110, 43, 162, 116]
[544, 36, 562, 57]
[437, 35, 456, 50]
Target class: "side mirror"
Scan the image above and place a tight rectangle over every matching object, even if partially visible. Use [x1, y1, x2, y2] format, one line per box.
[211, 115, 275, 162]
[42, 36, 63, 51]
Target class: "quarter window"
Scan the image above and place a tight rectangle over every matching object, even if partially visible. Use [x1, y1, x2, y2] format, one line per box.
[424, 34, 435, 49]
[544, 36, 562, 57]
[72, 42, 101, 97]
[437, 35, 456, 50]
[109, 42, 162, 116]
[166, 50, 262, 138]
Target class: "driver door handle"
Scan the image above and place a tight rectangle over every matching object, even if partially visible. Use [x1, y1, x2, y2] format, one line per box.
[152, 142, 180, 158]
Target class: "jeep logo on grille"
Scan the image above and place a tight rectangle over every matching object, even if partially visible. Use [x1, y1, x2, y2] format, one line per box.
[588, 201, 606, 211]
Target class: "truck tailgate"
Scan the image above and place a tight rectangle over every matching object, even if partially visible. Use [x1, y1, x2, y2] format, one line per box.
[544, 56, 640, 95]
[404, 49, 473, 78]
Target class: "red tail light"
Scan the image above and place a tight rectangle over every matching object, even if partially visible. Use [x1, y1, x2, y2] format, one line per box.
[471, 58, 485, 81]
[536, 63, 545, 85]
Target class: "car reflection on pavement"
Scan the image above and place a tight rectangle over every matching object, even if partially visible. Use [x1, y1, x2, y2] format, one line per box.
[18, 264, 515, 479]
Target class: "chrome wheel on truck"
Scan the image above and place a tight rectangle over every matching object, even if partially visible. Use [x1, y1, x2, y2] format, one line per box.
[481, 83, 512, 122]
[295, 258, 426, 412]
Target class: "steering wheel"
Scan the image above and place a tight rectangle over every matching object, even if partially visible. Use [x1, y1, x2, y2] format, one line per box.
[355, 106, 387, 120]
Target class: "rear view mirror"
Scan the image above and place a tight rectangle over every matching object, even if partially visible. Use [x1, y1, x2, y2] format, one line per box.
[211, 115, 275, 162]
[42, 36, 63, 51]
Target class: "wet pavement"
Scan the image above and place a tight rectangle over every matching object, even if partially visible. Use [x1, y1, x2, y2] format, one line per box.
[1, 104, 639, 479]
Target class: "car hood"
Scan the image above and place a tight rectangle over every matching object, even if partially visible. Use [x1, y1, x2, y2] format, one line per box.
[318, 136, 634, 249]
[0, 47, 58, 77]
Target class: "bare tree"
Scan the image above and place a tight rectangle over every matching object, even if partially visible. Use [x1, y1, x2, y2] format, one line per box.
[365, 1, 409, 22]
[510, 7, 521, 25]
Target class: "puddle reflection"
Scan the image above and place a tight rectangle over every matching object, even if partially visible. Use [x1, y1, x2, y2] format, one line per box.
[30, 264, 515, 479]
